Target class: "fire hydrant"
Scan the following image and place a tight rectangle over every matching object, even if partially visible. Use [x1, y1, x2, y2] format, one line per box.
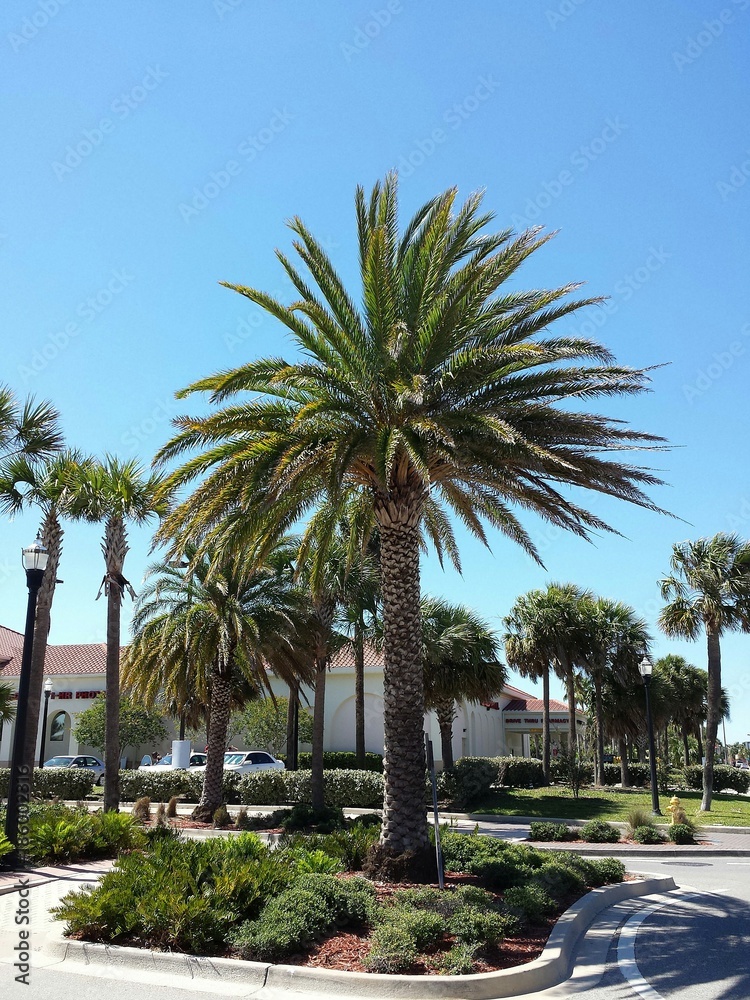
[667, 795, 687, 826]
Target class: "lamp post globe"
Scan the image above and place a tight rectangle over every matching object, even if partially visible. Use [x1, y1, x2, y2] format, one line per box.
[639, 653, 661, 816]
[3, 538, 49, 868]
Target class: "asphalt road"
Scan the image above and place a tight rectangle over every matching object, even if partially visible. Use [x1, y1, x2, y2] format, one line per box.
[2, 855, 750, 1000]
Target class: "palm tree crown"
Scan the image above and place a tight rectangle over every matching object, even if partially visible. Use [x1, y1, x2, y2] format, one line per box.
[157, 175, 668, 862]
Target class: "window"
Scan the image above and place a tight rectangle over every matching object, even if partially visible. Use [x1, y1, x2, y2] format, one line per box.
[248, 752, 273, 764]
[49, 711, 68, 742]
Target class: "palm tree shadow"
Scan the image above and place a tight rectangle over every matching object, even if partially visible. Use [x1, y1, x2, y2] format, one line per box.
[635, 893, 750, 999]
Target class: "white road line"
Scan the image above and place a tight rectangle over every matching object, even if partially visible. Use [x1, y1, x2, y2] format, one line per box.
[617, 891, 701, 1000]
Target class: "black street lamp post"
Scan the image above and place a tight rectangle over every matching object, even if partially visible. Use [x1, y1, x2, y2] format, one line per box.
[639, 654, 662, 816]
[38, 677, 53, 769]
[4, 538, 49, 868]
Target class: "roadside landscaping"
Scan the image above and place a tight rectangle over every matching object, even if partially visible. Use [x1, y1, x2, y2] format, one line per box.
[50, 823, 625, 974]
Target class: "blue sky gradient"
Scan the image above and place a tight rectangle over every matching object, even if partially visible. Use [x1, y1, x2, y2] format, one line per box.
[2, 1, 750, 738]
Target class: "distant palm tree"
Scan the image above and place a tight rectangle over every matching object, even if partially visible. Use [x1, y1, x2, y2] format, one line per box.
[578, 596, 650, 786]
[127, 542, 314, 819]
[421, 597, 504, 770]
[660, 533, 750, 810]
[0, 451, 93, 774]
[71, 457, 166, 811]
[654, 655, 706, 766]
[0, 386, 62, 464]
[157, 175, 667, 863]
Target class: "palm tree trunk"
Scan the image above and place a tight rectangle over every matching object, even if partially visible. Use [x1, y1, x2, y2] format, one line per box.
[354, 622, 366, 767]
[682, 726, 691, 767]
[193, 660, 232, 821]
[619, 737, 630, 787]
[311, 658, 327, 812]
[594, 674, 605, 786]
[564, 662, 577, 757]
[702, 629, 722, 811]
[542, 664, 550, 785]
[696, 725, 704, 761]
[375, 499, 429, 858]
[22, 507, 62, 774]
[103, 515, 127, 812]
[435, 698, 455, 771]
[285, 684, 299, 770]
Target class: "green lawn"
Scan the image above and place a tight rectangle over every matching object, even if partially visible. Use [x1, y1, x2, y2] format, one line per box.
[471, 786, 750, 826]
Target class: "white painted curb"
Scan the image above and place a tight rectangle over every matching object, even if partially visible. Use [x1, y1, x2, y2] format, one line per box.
[46, 875, 675, 998]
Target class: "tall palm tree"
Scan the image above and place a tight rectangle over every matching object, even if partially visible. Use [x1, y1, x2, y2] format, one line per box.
[578, 596, 650, 786]
[0, 386, 62, 464]
[659, 533, 750, 810]
[0, 451, 94, 775]
[71, 457, 166, 811]
[654, 654, 705, 766]
[156, 176, 667, 864]
[126, 542, 314, 819]
[421, 597, 504, 770]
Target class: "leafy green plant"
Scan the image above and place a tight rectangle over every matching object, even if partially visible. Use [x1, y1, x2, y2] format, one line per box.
[494, 756, 545, 788]
[0, 831, 13, 860]
[632, 825, 664, 844]
[437, 758, 498, 808]
[668, 823, 695, 845]
[438, 943, 477, 975]
[626, 806, 655, 838]
[281, 803, 346, 833]
[364, 923, 417, 974]
[27, 814, 94, 862]
[383, 907, 444, 949]
[237, 770, 288, 806]
[447, 905, 507, 946]
[502, 884, 555, 925]
[529, 821, 575, 842]
[580, 819, 620, 843]
[534, 861, 585, 901]
[284, 847, 343, 875]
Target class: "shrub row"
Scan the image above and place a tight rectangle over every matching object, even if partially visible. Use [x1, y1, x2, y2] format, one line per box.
[291, 752, 384, 773]
[0, 767, 96, 800]
[682, 764, 750, 794]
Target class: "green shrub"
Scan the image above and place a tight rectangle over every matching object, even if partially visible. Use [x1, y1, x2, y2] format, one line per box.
[88, 811, 145, 856]
[392, 884, 494, 917]
[632, 825, 664, 844]
[534, 861, 585, 901]
[27, 814, 95, 862]
[439, 943, 477, 975]
[438, 758, 498, 807]
[0, 768, 97, 801]
[549, 758, 594, 785]
[448, 905, 507, 946]
[601, 762, 650, 787]
[626, 806, 655, 837]
[495, 756, 545, 788]
[119, 770, 188, 802]
[589, 857, 626, 883]
[364, 923, 417, 973]
[502, 884, 555, 925]
[385, 907, 444, 949]
[237, 770, 288, 805]
[668, 823, 695, 845]
[581, 820, 620, 844]
[0, 832, 13, 860]
[294, 752, 384, 772]
[529, 821, 575, 842]
[440, 831, 508, 872]
[182, 769, 243, 803]
[281, 803, 347, 832]
[283, 847, 343, 874]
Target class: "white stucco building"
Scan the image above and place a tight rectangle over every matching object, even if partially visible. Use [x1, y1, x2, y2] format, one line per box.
[0, 625, 584, 767]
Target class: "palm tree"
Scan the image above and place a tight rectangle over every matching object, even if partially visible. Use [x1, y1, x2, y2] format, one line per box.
[71, 457, 166, 811]
[0, 386, 62, 464]
[421, 597, 505, 770]
[578, 596, 650, 786]
[126, 542, 314, 819]
[654, 655, 705, 766]
[156, 175, 667, 865]
[659, 533, 750, 810]
[0, 451, 93, 775]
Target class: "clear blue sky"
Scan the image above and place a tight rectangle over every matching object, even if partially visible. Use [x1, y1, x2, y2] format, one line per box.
[2, 1, 750, 740]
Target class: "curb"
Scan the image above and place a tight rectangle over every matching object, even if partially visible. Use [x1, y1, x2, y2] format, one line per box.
[45, 875, 675, 998]
[466, 813, 750, 835]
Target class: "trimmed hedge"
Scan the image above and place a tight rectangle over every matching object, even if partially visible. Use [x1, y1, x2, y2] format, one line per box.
[682, 764, 750, 794]
[284, 770, 383, 809]
[0, 767, 96, 800]
[293, 752, 384, 773]
[437, 757, 498, 807]
[495, 756, 545, 788]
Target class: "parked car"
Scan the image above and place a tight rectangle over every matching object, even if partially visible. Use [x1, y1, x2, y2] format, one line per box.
[138, 752, 207, 771]
[43, 754, 105, 784]
[191, 750, 285, 774]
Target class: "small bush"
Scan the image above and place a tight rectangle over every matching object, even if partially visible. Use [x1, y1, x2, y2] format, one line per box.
[438, 757, 498, 807]
[88, 811, 145, 856]
[529, 821, 575, 842]
[448, 905, 507, 946]
[668, 823, 695, 845]
[27, 814, 94, 862]
[234, 806, 251, 830]
[132, 796, 151, 822]
[581, 820, 620, 844]
[502, 884, 555, 925]
[166, 796, 179, 818]
[632, 825, 664, 844]
[212, 804, 231, 828]
[364, 923, 417, 974]
[283, 847, 343, 874]
[681, 764, 749, 794]
[534, 861, 585, 901]
[626, 807, 655, 838]
[495, 756, 545, 788]
[385, 907, 444, 949]
[281, 803, 347, 832]
[439, 943, 477, 975]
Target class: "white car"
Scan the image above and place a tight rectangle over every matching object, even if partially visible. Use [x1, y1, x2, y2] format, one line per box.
[43, 754, 105, 784]
[138, 752, 207, 771]
[191, 751, 285, 774]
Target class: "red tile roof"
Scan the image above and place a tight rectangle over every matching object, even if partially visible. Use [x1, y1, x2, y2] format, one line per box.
[503, 697, 570, 713]
[0, 625, 107, 677]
